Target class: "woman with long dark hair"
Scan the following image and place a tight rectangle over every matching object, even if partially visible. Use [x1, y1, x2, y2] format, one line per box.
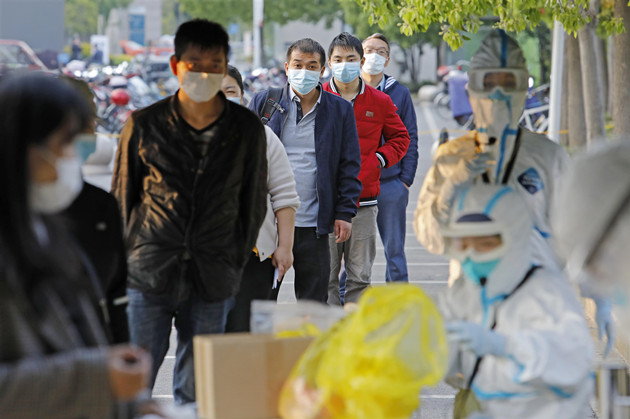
[0, 72, 151, 418]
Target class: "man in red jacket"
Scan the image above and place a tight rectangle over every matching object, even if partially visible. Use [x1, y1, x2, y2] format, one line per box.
[323, 32, 410, 304]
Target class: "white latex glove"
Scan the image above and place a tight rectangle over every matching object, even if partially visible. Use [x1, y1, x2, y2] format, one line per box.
[446, 321, 506, 357]
[593, 296, 615, 357]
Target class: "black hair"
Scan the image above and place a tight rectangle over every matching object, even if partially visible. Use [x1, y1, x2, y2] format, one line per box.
[286, 38, 326, 67]
[363, 33, 390, 52]
[226, 65, 244, 93]
[174, 19, 230, 60]
[328, 32, 364, 60]
[0, 72, 91, 292]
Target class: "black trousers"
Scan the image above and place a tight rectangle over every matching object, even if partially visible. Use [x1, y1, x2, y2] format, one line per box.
[225, 253, 275, 332]
[283, 227, 330, 302]
[226, 227, 331, 332]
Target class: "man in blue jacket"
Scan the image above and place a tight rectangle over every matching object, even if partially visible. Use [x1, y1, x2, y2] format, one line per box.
[361, 33, 419, 283]
[250, 38, 362, 302]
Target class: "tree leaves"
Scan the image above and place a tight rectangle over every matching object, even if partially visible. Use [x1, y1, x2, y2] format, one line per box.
[354, 0, 625, 49]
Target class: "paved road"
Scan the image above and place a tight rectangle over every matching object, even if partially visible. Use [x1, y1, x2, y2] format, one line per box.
[84, 101, 600, 418]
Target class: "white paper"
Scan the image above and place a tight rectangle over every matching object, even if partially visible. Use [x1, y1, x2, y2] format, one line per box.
[272, 268, 279, 289]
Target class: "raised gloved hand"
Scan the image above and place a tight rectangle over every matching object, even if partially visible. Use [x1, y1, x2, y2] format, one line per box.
[446, 321, 506, 357]
[438, 151, 494, 187]
[466, 152, 494, 178]
[593, 296, 615, 357]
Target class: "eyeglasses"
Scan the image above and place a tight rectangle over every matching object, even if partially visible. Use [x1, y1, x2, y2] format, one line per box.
[363, 47, 388, 57]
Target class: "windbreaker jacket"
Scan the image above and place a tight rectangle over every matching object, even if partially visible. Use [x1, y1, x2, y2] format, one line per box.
[249, 85, 362, 235]
[323, 80, 410, 203]
[112, 93, 268, 302]
[379, 75, 419, 185]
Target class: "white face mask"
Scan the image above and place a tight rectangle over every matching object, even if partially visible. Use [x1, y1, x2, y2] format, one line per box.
[30, 153, 83, 214]
[180, 71, 224, 103]
[363, 53, 387, 75]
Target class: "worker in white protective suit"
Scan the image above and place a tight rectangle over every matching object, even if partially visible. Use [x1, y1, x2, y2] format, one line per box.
[440, 184, 594, 419]
[552, 142, 630, 334]
[414, 29, 614, 354]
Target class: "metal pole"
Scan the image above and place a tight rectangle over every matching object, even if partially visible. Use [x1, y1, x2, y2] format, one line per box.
[547, 20, 565, 143]
[253, 0, 263, 69]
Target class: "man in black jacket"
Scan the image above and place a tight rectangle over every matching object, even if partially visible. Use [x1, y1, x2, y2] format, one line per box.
[111, 19, 267, 404]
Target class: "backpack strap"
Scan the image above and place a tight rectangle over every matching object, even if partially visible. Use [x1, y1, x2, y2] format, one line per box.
[259, 87, 285, 125]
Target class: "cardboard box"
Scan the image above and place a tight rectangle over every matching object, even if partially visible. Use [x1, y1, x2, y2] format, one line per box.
[194, 333, 313, 419]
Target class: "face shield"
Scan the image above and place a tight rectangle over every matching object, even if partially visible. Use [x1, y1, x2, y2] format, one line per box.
[442, 214, 508, 263]
[468, 68, 529, 93]
[441, 185, 535, 289]
[468, 68, 528, 150]
[468, 30, 529, 162]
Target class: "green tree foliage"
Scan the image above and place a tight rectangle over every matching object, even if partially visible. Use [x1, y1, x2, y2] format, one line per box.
[338, 0, 441, 84]
[178, 0, 342, 28]
[65, 0, 98, 39]
[65, 0, 133, 39]
[97, 0, 134, 20]
[355, 0, 626, 49]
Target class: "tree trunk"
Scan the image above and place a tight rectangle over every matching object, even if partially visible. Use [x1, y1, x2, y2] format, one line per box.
[578, 20, 607, 144]
[597, 38, 609, 116]
[409, 46, 418, 84]
[613, 0, 630, 138]
[567, 34, 587, 150]
[560, 33, 570, 147]
[608, 36, 614, 116]
[537, 25, 550, 84]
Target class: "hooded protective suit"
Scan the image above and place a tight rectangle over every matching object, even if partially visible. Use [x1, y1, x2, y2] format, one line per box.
[440, 185, 594, 419]
[414, 30, 569, 277]
[552, 142, 630, 330]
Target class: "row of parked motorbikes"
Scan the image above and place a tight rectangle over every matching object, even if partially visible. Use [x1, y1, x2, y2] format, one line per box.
[70, 61, 287, 139]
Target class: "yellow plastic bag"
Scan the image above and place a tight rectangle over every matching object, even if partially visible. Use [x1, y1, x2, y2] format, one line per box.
[279, 284, 448, 419]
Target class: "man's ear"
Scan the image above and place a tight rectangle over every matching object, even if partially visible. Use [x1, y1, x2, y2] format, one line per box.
[170, 55, 178, 76]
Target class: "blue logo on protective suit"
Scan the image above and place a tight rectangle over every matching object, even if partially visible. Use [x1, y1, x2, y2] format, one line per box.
[518, 168, 543, 194]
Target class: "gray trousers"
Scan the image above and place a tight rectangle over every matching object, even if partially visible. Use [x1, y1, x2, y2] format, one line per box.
[328, 205, 378, 305]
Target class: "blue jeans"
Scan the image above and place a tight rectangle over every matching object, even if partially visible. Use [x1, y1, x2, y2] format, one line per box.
[376, 178, 409, 282]
[127, 287, 233, 404]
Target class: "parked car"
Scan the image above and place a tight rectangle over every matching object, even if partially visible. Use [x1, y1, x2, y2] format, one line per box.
[0, 39, 48, 73]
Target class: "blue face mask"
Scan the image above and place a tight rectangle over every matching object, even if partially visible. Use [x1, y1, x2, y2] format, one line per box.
[331, 62, 361, 84]
[288, 69, 321, 95]
[226, 96, 242, 104]
[74, 133, 97, 165]
[461, 258, 500, 286]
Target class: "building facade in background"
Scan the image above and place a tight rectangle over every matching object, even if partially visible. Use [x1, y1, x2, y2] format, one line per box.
[0, 0, 64, 51]
[106, 0, 162, 55]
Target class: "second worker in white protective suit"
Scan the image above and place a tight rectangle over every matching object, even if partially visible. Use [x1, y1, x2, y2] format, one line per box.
[440, 184, 594, 419]
[414, 29, 615, 353]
